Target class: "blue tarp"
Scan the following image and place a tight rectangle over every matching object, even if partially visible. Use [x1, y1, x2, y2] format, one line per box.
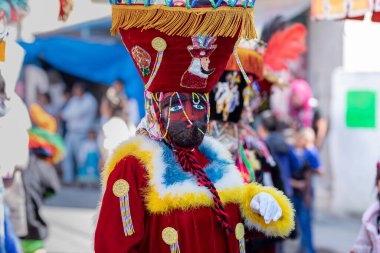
[19, 36, 145, 116]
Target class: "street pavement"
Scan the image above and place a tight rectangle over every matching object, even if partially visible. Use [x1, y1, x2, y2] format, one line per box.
[43, 186, 362, 253]
[43, 186, 100, 253]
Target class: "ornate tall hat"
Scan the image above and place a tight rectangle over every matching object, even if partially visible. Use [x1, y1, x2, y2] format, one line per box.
[111, 0, 257, 94]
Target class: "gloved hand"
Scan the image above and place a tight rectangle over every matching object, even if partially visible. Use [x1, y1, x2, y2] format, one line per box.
[250, 192, 282, 224]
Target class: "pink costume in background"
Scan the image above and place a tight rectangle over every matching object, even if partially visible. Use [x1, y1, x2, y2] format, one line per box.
[289, 79, 313, 128]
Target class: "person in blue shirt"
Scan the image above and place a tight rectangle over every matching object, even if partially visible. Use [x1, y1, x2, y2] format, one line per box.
[291, 127, 323, 253]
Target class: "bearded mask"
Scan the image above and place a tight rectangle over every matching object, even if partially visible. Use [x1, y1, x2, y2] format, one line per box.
[145, 92, 209, 149]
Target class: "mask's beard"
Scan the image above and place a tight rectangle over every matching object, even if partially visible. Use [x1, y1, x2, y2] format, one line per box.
[162, 117, 206, 149]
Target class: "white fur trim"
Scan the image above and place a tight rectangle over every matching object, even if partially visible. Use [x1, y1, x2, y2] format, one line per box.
[112, 136, 245, 199]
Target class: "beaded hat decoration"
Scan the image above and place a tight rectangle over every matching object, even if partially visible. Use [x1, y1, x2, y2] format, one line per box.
[111, 0, 257, 93]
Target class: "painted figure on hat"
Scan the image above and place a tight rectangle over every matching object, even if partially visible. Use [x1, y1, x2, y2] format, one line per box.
[181, 36, 216, 89]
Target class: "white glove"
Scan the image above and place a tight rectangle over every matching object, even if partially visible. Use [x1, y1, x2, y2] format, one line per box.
[250, 192, 282, 224]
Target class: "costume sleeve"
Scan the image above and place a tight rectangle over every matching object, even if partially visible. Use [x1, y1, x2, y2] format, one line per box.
[95, 156, 147, 253]
[240, 183, 295, 238]
[351, 224, 372, 253]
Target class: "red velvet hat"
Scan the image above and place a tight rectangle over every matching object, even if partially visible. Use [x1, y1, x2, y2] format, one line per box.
[111, 2, 257, 93]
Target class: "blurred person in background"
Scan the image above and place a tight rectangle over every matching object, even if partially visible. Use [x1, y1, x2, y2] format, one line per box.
[289, 79, 314, 130]
[256, 110, 300, 253]
[106, 79, 140, 126]
[291, 128, 323, 253]
[98, 96, 135, 166]
[58, 88, 72, 138]
[36, 92, 57, 117]
[289, 79, 328, 150]
[257, 110, 299, 198]
[310, 98, 328, 151]
[47, 70, 66, 110]
[20, 103, 64, 253]
[351, 159, 380, 253]
[77, 129, 100, 187]
[21, 152, 60, 253]
[24, 65, 49, 107]
[61, 82, 97, 185]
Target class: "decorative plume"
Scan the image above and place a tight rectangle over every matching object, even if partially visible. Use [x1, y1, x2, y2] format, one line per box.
[263, 23, 307, 71]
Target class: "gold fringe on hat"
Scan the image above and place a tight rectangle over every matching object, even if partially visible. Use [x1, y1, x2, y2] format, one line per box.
[111, 5, 256, 39]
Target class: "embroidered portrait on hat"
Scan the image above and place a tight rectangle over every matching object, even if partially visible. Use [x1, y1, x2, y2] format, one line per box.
[181, 35, 217, 90]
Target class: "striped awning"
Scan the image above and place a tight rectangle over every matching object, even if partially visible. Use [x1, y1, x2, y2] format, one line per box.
[312, 0, 380, 22]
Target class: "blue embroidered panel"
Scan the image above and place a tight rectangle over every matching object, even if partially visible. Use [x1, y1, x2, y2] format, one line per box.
[161, 139, 233, 186]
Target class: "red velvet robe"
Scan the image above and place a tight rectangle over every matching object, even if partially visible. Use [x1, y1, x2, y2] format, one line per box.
[95, 151, 245, 253]
[95, 136, 295, 253]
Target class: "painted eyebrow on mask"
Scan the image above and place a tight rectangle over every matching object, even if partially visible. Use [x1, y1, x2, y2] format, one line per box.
[161, 93, 187, 109]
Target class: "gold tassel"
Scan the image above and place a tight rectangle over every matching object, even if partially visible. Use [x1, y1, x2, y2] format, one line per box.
[162, 227, 181, 253]
[145, 37, 167, 89]
[235, 223, 246, 253]
[111, 5, 256, 39]
[113, 179, 135, 236]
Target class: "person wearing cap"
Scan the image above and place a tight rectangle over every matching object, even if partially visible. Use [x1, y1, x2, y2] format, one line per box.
[95, 1, 295, 252]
